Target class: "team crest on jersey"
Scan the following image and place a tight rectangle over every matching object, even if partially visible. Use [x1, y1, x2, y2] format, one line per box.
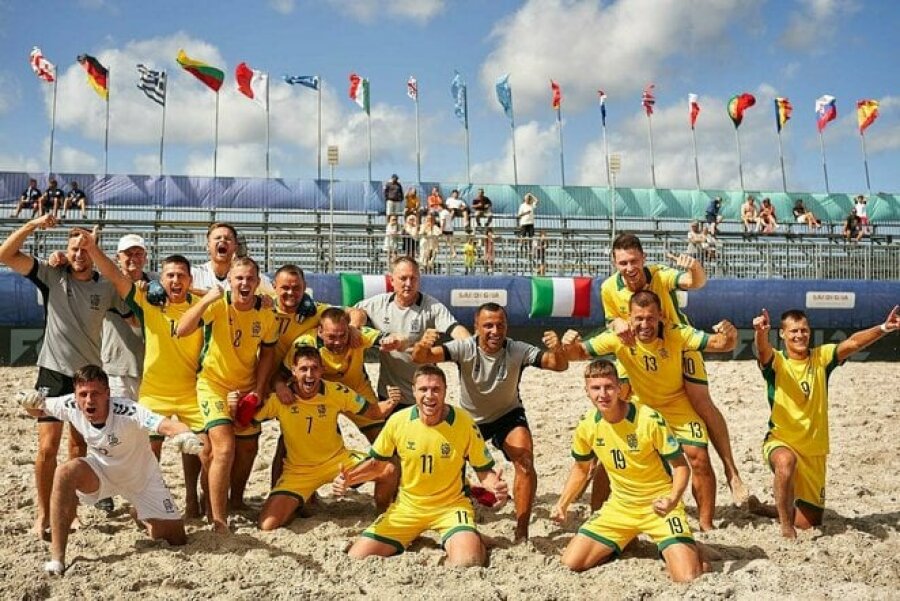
[406, 440, 416, 450]
[659, 348, 669, 360]
[252, 321, 261, 337]
[90, 294, 101, 310]
[440, 442, 451, 457]
[626, 433, 638, 450]
[317, 404, 327, 417]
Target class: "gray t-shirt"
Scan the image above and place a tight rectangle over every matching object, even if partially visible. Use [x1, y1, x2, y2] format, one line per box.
[355, 292, 460, 404]
[442, 337, 542, 424]
[27, 260, 119, 376]
[101, 273, 151, 378]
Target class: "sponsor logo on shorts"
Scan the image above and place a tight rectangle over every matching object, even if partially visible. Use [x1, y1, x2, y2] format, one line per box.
[215, 401, 225, 413]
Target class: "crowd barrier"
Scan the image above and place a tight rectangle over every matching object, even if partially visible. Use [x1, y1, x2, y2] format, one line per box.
[1, 273, 896, 365]
[2, 171, 899, 223]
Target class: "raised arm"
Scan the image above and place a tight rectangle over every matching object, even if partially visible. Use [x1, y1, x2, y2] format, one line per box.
[539, 331, 569, 371]
[410, 328, 446, 363]
[561, 329, 591, 361]
[836, 305, 899, 363]
[74, 227, 133, 298]
[175, 286, 221, 337]
[668, 252, 707, 290]
[0, 214, 56, 274]
[449, 323, 471, 340]
[550, 458, 594, 524]
[753, 309, 774, 365]
[703, 319, 738, 353]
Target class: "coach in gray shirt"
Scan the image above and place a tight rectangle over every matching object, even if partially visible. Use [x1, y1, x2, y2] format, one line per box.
[0, 214, 118, 539]
[411, 302, 567, 542]
[351, 256, 470, 412]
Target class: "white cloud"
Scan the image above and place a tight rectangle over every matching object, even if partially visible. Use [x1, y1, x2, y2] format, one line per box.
[0, 72, 20, 115]
[268, 0, 295, 14]
[471, 121, 561, 185]
[326, 0, 446, 23]
[55, 145, 102, 173]
[479, 0, 753, 116]
[864, 95, 900, 154]
[0, 152, 41, 172]
[574, 85, 789, 191]
[780, 0, 858, 51]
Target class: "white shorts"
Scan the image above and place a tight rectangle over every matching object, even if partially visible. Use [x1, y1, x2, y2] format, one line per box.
[76, 457, 181, 521]
[108, 375, 141, 400]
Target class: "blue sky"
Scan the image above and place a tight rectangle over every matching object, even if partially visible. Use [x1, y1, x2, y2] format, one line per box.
[0, 0, 897, 194]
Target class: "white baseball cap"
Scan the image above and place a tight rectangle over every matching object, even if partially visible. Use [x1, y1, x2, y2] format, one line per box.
[117, 234, 146, 252]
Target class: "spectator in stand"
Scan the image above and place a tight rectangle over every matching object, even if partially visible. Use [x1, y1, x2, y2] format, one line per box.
[757, 198, 778, 234]
[383, 174, 404, 218]
[462, 236, 477, 275]
[705, 196, 723, 235]
[854, 195, 869, 235]
[533, 231, 548, 276]
[702, 225, 718, 264]
[792, 199, 821, 231]
[439, 204, 457, 258]
[12, 178, 43, 218]
[383, 215, 401, 264]
[426, 187, 444, 217]
[418, 214, 441, 273]
[517, 193, 538, 239]
[843, 210, 864, 243]
[402, 213, 420, 258]
[483, 228, 496, 275]
[42, 180, 64, 219]
[686, 221, 706, 257]
[740, 196, 758, 232]
[445, 189, 470, 232]
[471, 188, 493, 230]
[404, 187, 421, 217]
[62, 182, 88, 220]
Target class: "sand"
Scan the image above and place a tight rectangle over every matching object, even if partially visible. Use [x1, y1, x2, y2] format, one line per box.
[0, 360, 898, 600]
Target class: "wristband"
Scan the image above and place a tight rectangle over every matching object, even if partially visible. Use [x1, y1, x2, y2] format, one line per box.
[880, 323, 889, 334]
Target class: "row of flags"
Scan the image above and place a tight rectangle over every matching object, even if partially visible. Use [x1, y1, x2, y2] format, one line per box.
[28, 46, 883, 136]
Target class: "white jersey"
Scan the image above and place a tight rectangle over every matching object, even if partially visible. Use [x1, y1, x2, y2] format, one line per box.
[42, 395, 163, 492]
[191, 261, 273, 294]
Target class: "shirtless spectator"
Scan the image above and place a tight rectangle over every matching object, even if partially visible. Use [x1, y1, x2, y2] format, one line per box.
[741, 196, 758, 233]
[757, 198, 778, 234]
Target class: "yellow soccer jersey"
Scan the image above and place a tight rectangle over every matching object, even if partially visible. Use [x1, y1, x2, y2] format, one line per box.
[253, 380, 368, 469]
[285, 327, 383, 402]
[571, 402, 683, 506]
[760, 344, 839, 457]
[126, 285, 203, 401]
[584, 325, 708, 408]
[601, 264, 691, 326]
[197, 292, 279, 391]
[273, 300, 329, 363]
[370, 405, 495, 508]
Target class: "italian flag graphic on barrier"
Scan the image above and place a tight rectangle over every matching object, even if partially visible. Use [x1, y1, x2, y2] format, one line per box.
[340, 273, 392, 306]
[529, 276, 592, 317]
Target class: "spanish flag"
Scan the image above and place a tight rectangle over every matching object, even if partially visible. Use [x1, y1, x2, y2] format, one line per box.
[77, 54, 109, 100]
[856, 99, 879, 133]
[177, 49, 224, 92]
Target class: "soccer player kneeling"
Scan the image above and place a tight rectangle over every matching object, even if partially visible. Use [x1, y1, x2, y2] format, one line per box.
[551, 360, 703, 582]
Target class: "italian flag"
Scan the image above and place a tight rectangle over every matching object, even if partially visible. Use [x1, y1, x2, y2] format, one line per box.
[349, 72, 370, 114]
[530, 277, 592, 317]
[341, 273, 392, 306]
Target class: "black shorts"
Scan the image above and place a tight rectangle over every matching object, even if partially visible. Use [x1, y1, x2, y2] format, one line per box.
[34, 367, 74, 423]
[477, 407, 530, 456]
[520, 224, 535, 238]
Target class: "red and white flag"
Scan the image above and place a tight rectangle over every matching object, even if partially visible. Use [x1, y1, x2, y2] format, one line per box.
[407, 76, 418, 101]
[688, 93, 700, 128]
[642, 83, 655, 116]
[30, 46, 55, 83]
[235, 62, 268, 108]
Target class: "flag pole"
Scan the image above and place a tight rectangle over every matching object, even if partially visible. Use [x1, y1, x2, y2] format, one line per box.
[556, 105, 565, 186]
[690, 126, 701, 189]
[777, 129, 787, 192]
[817, 130, 830, 194]
[366, 109, 372, 182]
[464, 89, 471, 185]
[213, 91, 220, 178]
[414, 86, 421, 185]
[316, 75, 322, 181]
[265, 74, 270, 179]
[860, 131, 872, 194]
[104, 67, 110, 176]
[734, 127, 744, 191]
[49, 78, 58, 174]
[159, 77, 167, 176]
[602, 120, 610, 187]
[510, 105, 519, 188]
[646, 113, 656, 188]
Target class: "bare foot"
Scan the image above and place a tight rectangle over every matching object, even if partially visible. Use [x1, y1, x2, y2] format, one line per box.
[70, 517, 82, 532]
[780, 524, 797, 539]
[513, 525, 529, 544]
[185, 498, 202, 519]
[212, 520, 230, 534]
[32, 520, 51, 542]
[747, 496, 778, 518]
[699, 521, 715, 532]
[729, 476, 750, 506]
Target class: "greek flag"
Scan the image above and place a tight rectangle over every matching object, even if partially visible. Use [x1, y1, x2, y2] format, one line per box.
[136, 64, 166, 106]
[283, 74, 319, 90]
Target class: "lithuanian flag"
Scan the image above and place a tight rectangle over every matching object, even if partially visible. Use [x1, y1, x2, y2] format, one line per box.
[176, 49, 224, 92]
[77, 54, 109, 100]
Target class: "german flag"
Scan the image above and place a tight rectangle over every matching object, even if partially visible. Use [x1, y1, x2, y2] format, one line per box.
[77, 54, 109, 100]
